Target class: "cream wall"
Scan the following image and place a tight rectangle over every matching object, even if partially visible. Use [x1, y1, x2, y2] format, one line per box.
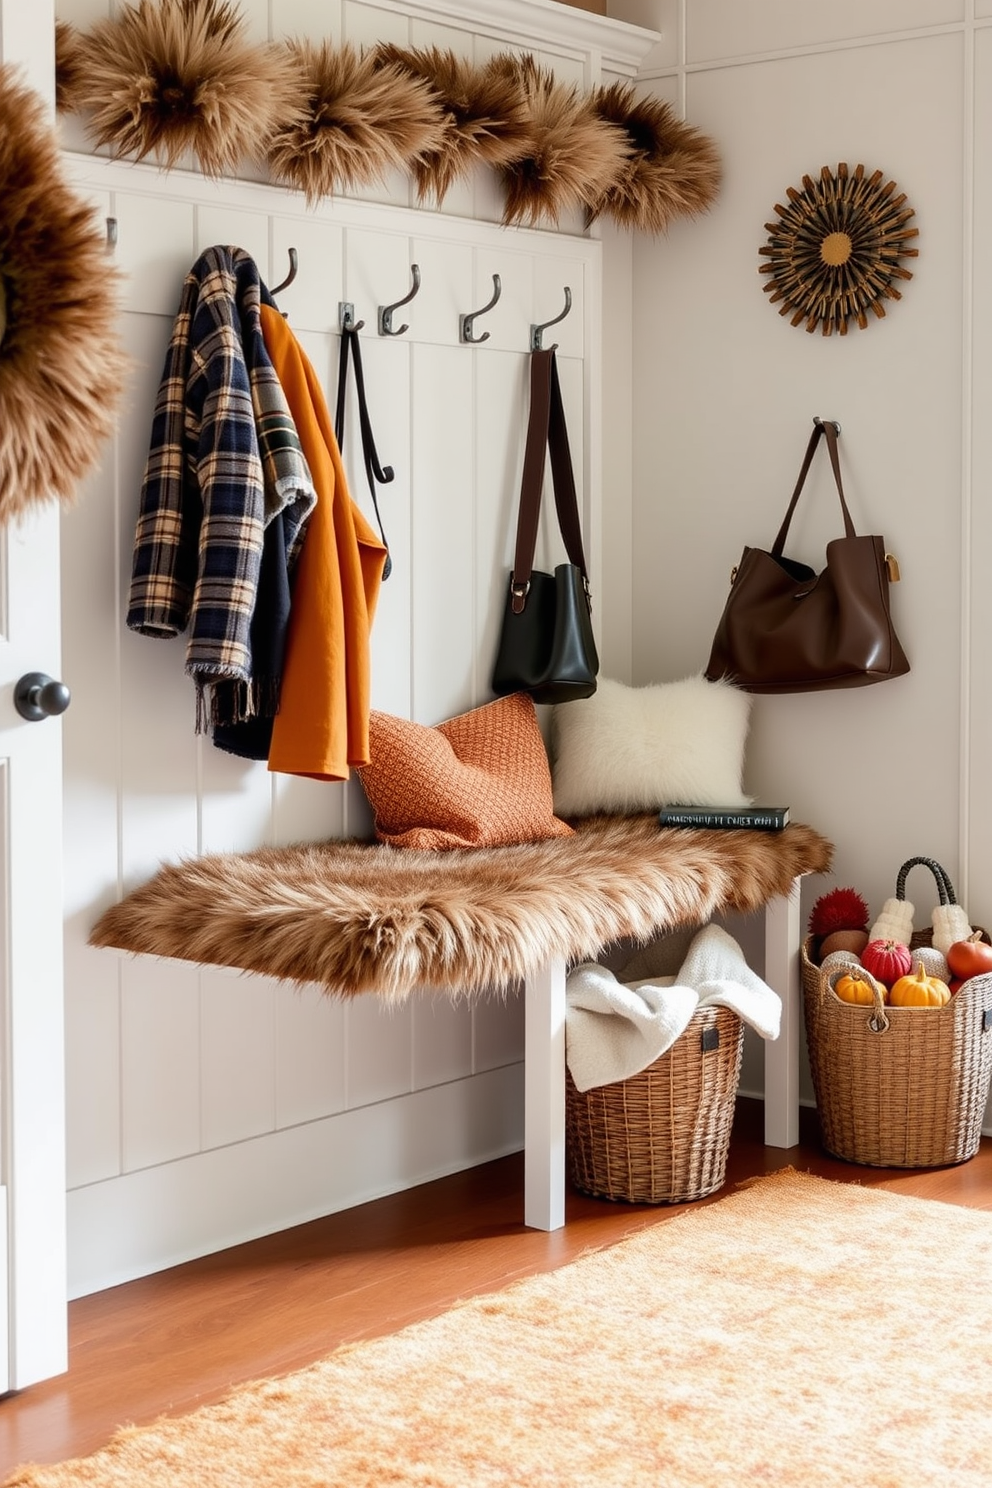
[622, 1, 989, 944]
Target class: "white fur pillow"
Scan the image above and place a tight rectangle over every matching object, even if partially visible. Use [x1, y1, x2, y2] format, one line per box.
[549, 676, 752, 817]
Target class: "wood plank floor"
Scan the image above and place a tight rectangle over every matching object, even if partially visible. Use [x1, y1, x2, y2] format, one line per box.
[4, 1097, 992, 1477]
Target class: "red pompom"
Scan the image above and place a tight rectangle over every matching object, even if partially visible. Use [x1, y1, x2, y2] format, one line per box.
[808, 887, 870, 937]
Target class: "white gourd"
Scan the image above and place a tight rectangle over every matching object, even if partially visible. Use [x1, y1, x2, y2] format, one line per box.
[931, 903, 973, 956]
[868, 896, 915, 946]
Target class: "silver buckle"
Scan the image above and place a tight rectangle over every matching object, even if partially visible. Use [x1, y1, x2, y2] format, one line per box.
[510, 579, 530, 614]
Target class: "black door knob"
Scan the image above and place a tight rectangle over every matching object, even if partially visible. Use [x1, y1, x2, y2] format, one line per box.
[14, 672, 71, 722]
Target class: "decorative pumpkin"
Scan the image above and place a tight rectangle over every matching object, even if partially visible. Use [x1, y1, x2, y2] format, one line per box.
[834, 971, 883, 1006]
[860, 938, 913, 988]
[818, 928, 869, 962]
[946, 933, 992, 982]
[888, 962, 951, 1008]
[867, 896, 915, 947]
[819, 949, 865, 978]
[932, 903, 974, 957]
[911, 946, 951, 984]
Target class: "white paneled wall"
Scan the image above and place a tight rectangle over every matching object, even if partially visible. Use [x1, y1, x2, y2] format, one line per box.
[51, 0, 648, 1295]
[59, 148, 601, 1295]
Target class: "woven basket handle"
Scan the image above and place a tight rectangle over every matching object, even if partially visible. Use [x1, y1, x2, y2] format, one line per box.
[827, 966, 890, 1034]
[895, 857, 956, 906]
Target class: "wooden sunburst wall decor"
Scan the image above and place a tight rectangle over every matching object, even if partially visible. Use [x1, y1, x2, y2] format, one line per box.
[759, 162, 919, 335]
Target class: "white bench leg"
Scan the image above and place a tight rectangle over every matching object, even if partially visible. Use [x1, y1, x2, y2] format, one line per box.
[524, 955, 566, 1230]
[763, 878, 802, 1148]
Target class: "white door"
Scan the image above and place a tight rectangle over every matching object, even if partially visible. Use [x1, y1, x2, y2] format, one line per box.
[0, 510, 68, 1390]
[0, 0, 68, 1389]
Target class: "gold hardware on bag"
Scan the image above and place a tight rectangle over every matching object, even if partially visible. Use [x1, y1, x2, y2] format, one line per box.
[885, 553, 901, 582]
[729, 565, 738, 586]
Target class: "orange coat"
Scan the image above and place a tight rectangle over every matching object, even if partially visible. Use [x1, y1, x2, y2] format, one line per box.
[260, 306, 387, 778]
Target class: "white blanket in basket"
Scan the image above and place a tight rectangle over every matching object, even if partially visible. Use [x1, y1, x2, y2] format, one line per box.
[565, 923, 781, 1093]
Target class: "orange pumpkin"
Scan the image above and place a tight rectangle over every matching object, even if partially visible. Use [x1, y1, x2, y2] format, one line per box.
[888, 961, 951, 1008]
[834, 971, 882, 1006]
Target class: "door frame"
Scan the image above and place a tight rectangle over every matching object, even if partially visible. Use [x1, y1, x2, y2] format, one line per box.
[0, 0, 69, 1390]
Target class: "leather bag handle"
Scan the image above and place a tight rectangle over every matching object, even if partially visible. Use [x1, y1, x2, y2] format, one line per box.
[509, 346, 589, 612]
[770, 419, 857, 557]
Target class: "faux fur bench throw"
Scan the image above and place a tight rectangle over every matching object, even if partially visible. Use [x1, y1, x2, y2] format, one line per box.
[88, 814, 833, 1002]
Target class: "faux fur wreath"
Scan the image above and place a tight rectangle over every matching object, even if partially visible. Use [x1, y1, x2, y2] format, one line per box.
[0, 65, 126, 524]
[487, 54, 631, 227]
[374, 44, 534, 204]
[89, 814, 832, 1002]
[74, 0, 300, 175]
[587, 82, 722, 233]
[266, 41, 446, 204]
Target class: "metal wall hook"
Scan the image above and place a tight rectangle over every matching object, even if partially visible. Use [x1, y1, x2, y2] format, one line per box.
[339, 301, 365, 333]
[813, 415, 842, 434]
[459, 273, 501, 344]
[530, 286, 571, 351]
[106, 217, 118, 251]
[378, 263, 421, 337]
[271, 247, 298, 296]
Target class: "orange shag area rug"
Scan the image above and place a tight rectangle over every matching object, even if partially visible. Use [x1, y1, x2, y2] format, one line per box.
[88, 815, 831, 999]
[8, 1169, 992, 1487]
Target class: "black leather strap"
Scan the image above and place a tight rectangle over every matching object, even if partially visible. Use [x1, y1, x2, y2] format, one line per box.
[510, 346, 589, 612]
[335, 325, 393, 579]
[771, 419, 857, 556]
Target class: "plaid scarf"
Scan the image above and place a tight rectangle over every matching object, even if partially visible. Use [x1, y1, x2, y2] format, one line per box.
[127, 246, 316, 730]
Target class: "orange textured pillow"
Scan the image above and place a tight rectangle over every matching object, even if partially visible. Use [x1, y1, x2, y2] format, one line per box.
[359, 693, 575, 850]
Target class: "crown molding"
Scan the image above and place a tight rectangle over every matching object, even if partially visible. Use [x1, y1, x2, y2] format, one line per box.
[368, 0, 662, 77]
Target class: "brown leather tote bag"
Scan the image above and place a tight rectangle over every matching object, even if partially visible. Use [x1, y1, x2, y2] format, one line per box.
[705, 418, 909, 693]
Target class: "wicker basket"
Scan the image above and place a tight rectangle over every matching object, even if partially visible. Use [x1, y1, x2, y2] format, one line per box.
[803, 858, 992, 1168]
[566, 1002, 744, 1204]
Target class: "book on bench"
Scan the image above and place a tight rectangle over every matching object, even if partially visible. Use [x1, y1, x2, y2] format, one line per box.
[658, 805, 789, 831]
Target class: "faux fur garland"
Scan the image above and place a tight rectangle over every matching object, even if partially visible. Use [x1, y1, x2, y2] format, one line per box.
[487, 54, 630, 228]
[373, 44, 534, 205]
[89, 814, 832, 1003]
[59, 2, 722, 232]
[73, 0, 302, 175]
[266, 41, 446, 203]
[587, 82, 722, 233]
[0, 66, 126, 524]
[55, 20, 85, 115]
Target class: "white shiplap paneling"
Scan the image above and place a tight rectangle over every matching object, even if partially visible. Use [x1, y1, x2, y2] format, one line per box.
[62, 148, 600, 1293]
[200, 969, 276, 1150]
